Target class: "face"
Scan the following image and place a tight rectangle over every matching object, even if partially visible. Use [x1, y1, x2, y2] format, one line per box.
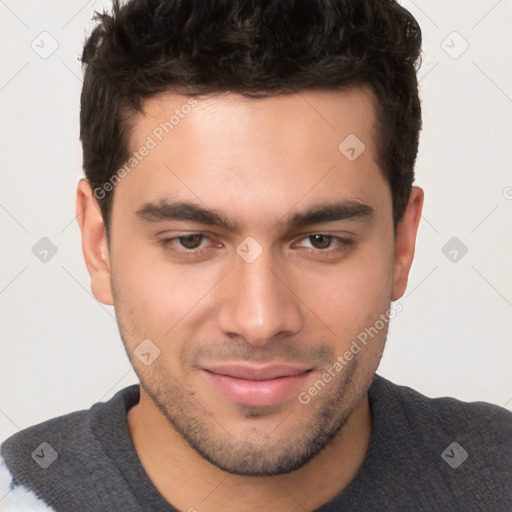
[81, 88, 419, 476]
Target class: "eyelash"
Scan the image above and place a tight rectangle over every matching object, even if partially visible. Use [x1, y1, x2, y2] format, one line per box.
[158, 233, 353, 258]
[159, 235, 213, 254]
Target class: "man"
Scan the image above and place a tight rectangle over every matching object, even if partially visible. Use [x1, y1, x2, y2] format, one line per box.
[1, 0, 511, 510]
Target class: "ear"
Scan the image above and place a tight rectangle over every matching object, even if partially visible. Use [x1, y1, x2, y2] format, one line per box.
[391, 186, 424, 301]
[75, 179, 114, 305]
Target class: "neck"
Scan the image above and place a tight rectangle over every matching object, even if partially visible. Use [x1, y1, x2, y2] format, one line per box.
[127, 390, 371, 512]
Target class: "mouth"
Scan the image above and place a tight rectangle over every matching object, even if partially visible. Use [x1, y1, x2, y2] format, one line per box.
[201, 363, 313, 408]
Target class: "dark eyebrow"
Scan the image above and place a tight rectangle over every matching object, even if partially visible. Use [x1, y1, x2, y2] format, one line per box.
[135, 199, 374, 232]
[283, 200, 374, 230]
[135, 200, 239, 231]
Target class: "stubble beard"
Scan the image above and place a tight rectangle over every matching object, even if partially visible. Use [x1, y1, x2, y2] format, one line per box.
[130, 348, 366, 476]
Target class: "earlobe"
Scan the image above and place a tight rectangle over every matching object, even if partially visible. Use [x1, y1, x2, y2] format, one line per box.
[391, 186, 424, 301]
[75, 179, 114, 305]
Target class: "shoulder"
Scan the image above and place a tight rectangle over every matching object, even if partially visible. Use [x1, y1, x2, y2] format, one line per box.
[0, 408, 89, 511]
[373, 374, 512, 432]
[0, 385, 139, 510]
[1, 408, 90, 475]
[372, 374, 512, 469]
[0, 455, 56, 511]
[1, 384, 139, 473]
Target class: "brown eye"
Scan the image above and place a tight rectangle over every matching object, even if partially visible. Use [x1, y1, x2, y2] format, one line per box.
[178, 234, 204, 249]
[308, 234, 333, 249]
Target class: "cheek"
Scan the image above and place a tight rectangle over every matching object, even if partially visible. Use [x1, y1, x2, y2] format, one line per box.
[111, 240, 223, 339]
[292, 239, 394, 342]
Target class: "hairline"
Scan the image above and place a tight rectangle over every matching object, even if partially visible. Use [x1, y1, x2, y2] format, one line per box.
[101, 83, 402, 245]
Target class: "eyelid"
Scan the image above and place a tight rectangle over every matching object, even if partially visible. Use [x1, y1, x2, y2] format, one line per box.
[157, 232, 354, 258]
[159, 233, 216, 249]
[291, 227, 357, 238]
[294, 230, 354, 241]
[294, 234, 353, 246]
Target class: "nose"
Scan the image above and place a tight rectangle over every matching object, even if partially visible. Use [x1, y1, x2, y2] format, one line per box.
[217, 249, 304, 347]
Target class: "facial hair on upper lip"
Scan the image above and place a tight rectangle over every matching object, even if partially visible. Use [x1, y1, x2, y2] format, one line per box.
[180, 338, 336, 374]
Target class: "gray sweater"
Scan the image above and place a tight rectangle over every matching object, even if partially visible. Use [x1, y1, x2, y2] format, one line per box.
[1, 374, 511, 511]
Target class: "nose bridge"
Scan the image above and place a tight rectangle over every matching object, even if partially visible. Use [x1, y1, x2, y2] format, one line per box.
[217, 248, 303, 345]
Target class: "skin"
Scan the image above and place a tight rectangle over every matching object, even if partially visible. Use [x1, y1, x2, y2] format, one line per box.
[76, 87, 423, 512]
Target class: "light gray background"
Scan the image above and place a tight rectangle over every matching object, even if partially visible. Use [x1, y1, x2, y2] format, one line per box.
[1, 0, 511, 442]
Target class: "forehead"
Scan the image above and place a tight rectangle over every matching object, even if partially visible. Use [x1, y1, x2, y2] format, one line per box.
[113, 87, 390, 229]
[136, 87, 377, 156]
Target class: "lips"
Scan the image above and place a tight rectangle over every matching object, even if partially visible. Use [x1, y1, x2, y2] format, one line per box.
[203, 363, 311, 380]
[201, 363, 312, 408]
